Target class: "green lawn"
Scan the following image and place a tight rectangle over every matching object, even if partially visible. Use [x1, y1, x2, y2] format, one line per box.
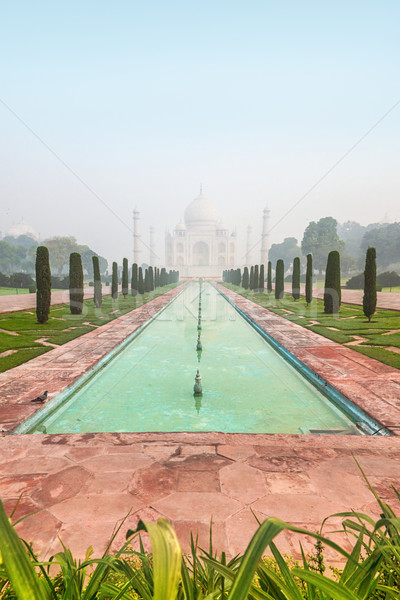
[0, 284, 178, 373]
[0, 287, 31, 295]
[222, 284, 400, 370]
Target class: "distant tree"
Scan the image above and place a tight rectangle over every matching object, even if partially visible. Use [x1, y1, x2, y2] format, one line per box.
[267, 261, 272, 293]
[44, 236, 80, 275]
[69, 252, 84, 315]
[275, 259, 284, 300]
[301, 217, 344, 272]
[122, 258, 129, 298]
[35, 246, 51, 323]
[131, 263, 138, 296]
[345, 273, 364, 289]
[9, 272, 34, 288]
[363, 247, 377, 322]
[305, 254, 313, 306]
[361, 223, 400, 270]
[324, 250, 341, 314]
[79, 245, 108, 275]
[138, 267, 144, 294]
[92, 255, 102, 308]
[111, 261, 118, 300]
[259, 264, 265, 290]
[292, 257, 300, 300]
[249, 266, 254, 290]
[268, 237, 302, 267]
[242, 266, 249, 289]
[376, 271, 400, 290]
[0, 240, 26, 273]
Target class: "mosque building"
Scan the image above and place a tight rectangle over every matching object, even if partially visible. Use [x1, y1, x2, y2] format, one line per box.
[133, 190, 270, 278]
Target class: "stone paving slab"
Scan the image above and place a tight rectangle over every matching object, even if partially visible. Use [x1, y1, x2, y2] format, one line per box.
[1, 432, 400, 563]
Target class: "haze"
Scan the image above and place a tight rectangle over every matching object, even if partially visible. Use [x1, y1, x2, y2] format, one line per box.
[1, 1, 399, 265]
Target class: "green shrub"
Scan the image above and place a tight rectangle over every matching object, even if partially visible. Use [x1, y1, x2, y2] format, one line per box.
[345, 272, 364, 289]
[35, 246, 51, 324]
[275, 259, 284, 300]
[92, 255, 102, 308]
[259, 263, 265, 290]
[69, 252, 84, 315]
[292, 256, 300, 300]
[267, 260, 272, 293]
[111, 261, 118, 300]
[323, 250, 341, 314]
[131, 262, 138, 296]
[122, 257, 129, 298]
[242, 266, 249, 289]
[138, 266, 144, 294]
[28, 284, 36, 293]
[305, 253, 313, 305]
[363, 247, 377, 322]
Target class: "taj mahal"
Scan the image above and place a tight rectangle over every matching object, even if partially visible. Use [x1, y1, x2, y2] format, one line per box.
[133, 190, 270, 277]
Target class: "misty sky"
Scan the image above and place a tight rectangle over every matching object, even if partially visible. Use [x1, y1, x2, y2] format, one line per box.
[1, 1, 399, 266]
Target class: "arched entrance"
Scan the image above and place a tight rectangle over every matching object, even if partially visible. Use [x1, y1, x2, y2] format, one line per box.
[192, 241, 209, 266]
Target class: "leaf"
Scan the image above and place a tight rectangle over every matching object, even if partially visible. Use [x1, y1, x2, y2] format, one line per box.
[292, 569, 361, 600]
[0, 500, 50, 600]
[137, 519, 182, 600]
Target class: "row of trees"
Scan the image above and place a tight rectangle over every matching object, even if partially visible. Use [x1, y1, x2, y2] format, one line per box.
[222, 246, 377, 321]
[0, 235, 108, 276]
[269, 217, 400, 275]
[36, 246, 179, 324]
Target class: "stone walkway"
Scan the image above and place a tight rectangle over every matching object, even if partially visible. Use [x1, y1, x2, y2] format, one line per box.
[2, 431, 400, 563]
[0, 286, 107, 315]
[1, 284, 400, 562]
[284, 285, 400, 311]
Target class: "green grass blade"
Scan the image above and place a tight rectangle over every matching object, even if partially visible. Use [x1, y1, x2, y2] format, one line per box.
[268, 541, 303, 600]
[0, 500, 50, 600]
[292, 568, 360, 600]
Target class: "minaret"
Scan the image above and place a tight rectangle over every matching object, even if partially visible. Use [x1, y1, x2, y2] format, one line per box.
[149, 226, 156, 266]
[246, 225, 252, 266]
[260, 206, 270, 266]
[133, 208, 142, 266]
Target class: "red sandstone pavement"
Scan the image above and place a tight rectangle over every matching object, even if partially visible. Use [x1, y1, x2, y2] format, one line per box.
[1, 284, 400, 562]
[0, 286, 113, 314]
[284, 284, 400, 310]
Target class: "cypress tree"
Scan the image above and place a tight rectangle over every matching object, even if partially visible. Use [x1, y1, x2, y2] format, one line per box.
[292, 257, 300, 301]
[267, 261, 272, 294]
[259, 264, 265, 291]
[111, 261, 118, 300]
[363, 247, 377, 322]
[144, 268, 150, 293]
[154, 267, 159, 287]
[131, 263, 138, 296]
[149, 266, 154, 291]
[122, 258, 128, 298]
[324, 250, 341, 314]
[305, 253, 313, 306]
[250, 266, 254, 290]
[35, 246, 51, 324]
[138, 267, 144, 294]
[254, 265, 259, 292]
[160, 267, 167, 286]
[242, 266, 249, 289]
[69, 252, 84, 314]
[275, 259, 284, 300]
[92, 255, 102, 308]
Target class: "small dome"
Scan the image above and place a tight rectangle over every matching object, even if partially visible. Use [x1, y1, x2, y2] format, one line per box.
[217, 220, 228, 231]
[175, 221, 186, 231]
[7, 219, 39, 240]
[184, 193, 219, 225]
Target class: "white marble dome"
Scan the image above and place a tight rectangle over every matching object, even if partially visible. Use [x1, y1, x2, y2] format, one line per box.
[7, 219, 39, 240]
[184, 193, 219, 226]
[175, 221, 186, 231]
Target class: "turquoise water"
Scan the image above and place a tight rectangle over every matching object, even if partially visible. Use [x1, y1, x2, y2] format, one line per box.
[30, 283, 360, 434]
